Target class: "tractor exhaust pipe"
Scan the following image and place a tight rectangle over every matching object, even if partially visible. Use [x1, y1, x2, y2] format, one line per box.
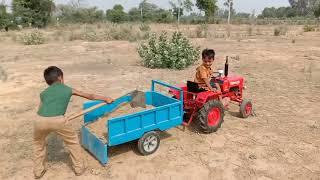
[225, 56, 229, 77]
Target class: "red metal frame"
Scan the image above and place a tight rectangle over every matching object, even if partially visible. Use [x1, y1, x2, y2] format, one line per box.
[170, 75, 245, 126]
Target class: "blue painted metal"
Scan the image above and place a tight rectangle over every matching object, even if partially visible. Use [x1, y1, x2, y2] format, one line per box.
[81, 126, 108, 164]
[83, 94, 132, 123]
[80, 80, 183, 165]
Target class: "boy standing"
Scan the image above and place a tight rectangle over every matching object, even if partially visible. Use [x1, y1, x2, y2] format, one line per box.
[34, 66, 113, 178]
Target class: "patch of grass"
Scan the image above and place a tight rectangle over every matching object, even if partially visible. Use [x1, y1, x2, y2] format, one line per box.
[303, 25, 316, 32]
[196, 24, 208, 38]
[19, 30, 45, 45]
[274, 26, 288, 36]
[82, 26, 100, 42]
[247, 26, 253, 36]
[68, 30, 82, 41]
[105, 24, 148, 42]
[139, 23, 151, 32]
[64, 24, 150, 42]
[0, 65, 8, 82]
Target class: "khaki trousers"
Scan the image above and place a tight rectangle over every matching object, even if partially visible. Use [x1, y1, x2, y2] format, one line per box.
[33, 115, 84, 176]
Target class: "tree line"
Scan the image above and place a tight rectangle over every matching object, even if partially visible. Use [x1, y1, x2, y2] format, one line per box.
[1, 0, 320, 30]
[259, 0, 320, 19]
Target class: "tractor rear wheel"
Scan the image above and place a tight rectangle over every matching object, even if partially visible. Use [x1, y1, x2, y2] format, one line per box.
[240, 99, 252, 118]
[197, 100, 224, 133]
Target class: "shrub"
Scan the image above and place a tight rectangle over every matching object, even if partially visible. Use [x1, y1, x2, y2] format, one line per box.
[303, 25, 316, 32]
[138, 32, 200, 70]
[0, 65, 7, 82]
[196, 24, 208, 38]
[19, 30, 45, 45]
[274, 26, 287, 36]
[139, 23, 151, 32]
[82, 27, 100, 41]
[247, 26, 253, 36]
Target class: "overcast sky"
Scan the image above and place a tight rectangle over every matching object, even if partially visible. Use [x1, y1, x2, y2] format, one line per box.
[5, 0, 290, 14]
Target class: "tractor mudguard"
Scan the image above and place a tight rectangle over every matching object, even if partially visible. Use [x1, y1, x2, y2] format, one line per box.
[196, 91, 221, 107]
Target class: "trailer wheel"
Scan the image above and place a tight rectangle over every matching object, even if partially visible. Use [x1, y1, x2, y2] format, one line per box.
[240, 99, 252, 118]
[197, 100, 224, 133]
[137, 131, 160, 155]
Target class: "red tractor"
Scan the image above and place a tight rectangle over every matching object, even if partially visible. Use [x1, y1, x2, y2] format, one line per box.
[169, 57, 253, 133]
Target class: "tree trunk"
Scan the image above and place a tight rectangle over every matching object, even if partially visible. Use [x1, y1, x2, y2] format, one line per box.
[228, 1, 231, 24]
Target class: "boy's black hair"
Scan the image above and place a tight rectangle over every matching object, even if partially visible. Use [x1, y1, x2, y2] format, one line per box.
[202, 49, 215, 60]
[44, 66, 63, 85]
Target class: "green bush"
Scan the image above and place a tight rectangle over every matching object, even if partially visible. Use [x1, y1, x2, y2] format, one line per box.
[138, 32, 200, 70]
[19, 30, 45, 45]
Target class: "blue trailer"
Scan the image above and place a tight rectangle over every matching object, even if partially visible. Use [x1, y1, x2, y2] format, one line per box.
[81, 80, 183, 165]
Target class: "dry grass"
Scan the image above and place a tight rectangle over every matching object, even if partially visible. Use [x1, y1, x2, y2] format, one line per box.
[50, 23, 150, 42]
[274, 26, 288, 36]
[0, 23, 307, 45]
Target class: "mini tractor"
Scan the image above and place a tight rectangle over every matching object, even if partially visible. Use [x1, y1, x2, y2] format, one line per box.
[169, 57, 253, 133]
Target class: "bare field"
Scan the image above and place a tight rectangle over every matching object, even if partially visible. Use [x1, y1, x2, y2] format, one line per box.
[0, 24, 320, 180]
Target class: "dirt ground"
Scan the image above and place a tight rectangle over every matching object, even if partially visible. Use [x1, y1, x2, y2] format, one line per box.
[0, 24, 320, 180]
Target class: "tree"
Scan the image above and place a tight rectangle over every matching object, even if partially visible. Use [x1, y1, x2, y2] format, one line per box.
[288, 0, 320, 16]
[315, 3, 320, 18]
[139, 1, 159, 22]
[128, 7, 141, 21]
[106, 4, 127, 23]
[129, 2, 172, 23]
[224, 0, 234, 24]
[12, 0, 55, 27]
[170, 0, 193, 25]
[196, 0, 217, 21]
[260, 6, 300, 18]
[234, 12, 250, 18]
[155, 8, 173, 23]
[0, 4, 10, 29]
[55, 4, 104, 23]
[261, 7, 276, 18]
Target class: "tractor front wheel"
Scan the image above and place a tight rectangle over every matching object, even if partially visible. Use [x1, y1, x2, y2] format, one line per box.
[240, 99, 253, 118]
[197, 100, 224, 133]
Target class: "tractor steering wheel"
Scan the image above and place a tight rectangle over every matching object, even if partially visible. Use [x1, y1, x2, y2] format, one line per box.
[212, 70, 224, 79]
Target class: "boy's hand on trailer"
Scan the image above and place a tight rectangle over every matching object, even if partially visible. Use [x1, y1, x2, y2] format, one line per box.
[104, 97, 114, 104]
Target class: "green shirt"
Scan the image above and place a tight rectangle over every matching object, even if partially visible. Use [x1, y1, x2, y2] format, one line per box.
[38, 83, 72, 117]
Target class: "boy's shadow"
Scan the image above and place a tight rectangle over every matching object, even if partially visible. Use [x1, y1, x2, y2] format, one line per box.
[46, 133, 73, 169]
[227, 110, 242, 118]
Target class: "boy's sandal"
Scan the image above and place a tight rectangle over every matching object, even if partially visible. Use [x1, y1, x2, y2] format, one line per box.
[34, 169, 46, 179]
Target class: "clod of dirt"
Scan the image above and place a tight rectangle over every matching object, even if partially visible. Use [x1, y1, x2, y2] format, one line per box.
[0, 66, 8, 82]
[249, 154, 257, 160]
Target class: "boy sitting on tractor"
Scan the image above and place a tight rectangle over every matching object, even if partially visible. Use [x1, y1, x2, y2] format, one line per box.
[194, 49, 220, 92]
[194, 49, 229, 107]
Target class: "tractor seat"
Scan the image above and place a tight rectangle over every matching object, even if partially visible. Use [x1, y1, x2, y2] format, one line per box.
[187, 81, 206, 93]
